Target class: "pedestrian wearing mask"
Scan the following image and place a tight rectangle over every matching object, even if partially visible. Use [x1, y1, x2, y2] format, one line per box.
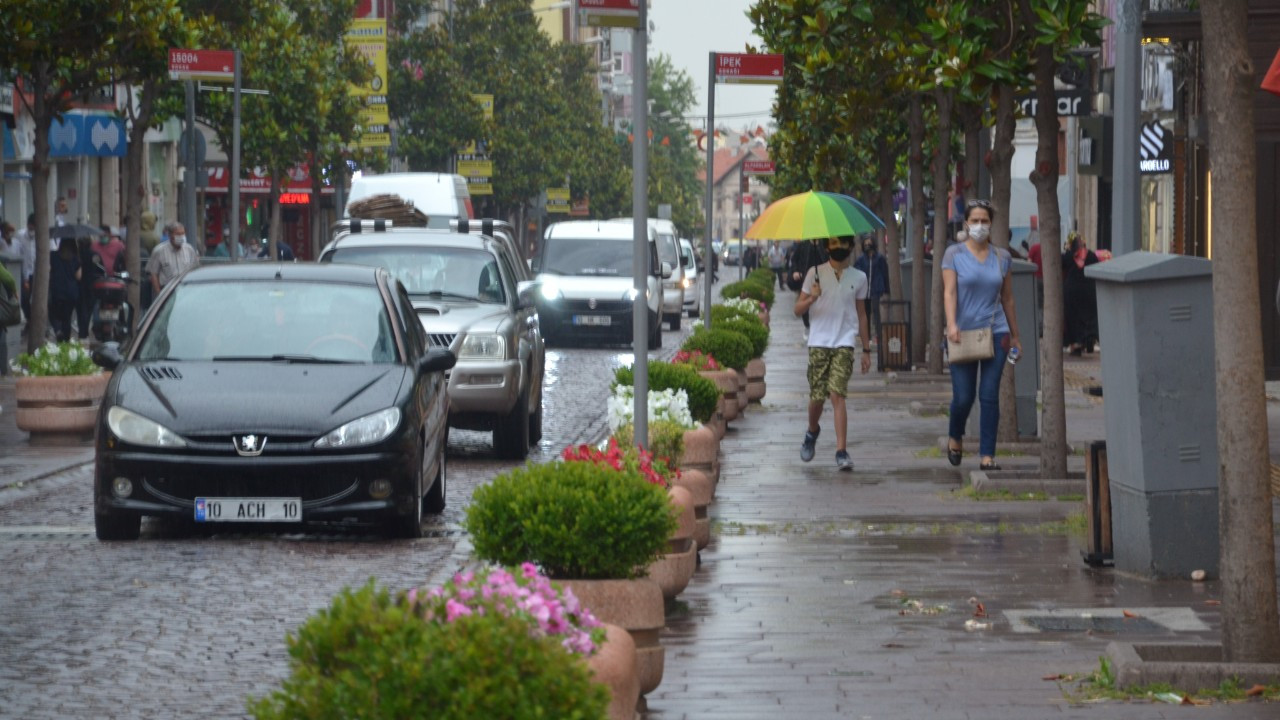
[147, 222, 199, 296]
[853, 235, 889, 345]
[794, 235, 872, 471]
[767, 241, 786, 289]
[942, 199, 1021, 471]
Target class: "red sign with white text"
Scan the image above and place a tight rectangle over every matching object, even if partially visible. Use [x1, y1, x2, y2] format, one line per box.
[168, 49, 235, 82]
[715, 53, 784, 85]
[742, 160, 776, 175]
[577, 0, 640, 28]
[204, 167, 335, 195]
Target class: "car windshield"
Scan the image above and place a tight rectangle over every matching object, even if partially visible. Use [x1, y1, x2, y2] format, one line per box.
[657, 233, 679, 265]
[329, 245, 506, 304]
[135, 280, 398, 363]
[541, 238, 632, 276]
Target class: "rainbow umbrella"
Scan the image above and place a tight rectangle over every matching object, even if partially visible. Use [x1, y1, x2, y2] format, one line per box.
[745, 190, 885, 240]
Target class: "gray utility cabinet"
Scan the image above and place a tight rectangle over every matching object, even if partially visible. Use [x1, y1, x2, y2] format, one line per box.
[1085, 252, 1218, 579]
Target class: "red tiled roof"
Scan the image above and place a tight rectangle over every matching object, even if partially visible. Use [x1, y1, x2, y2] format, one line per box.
[697, 145, 770, 185]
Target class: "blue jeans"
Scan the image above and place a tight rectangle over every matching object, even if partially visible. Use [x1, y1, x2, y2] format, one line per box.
[948, 332, 1009, 458]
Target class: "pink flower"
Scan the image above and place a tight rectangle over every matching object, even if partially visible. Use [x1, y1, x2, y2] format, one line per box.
[445, 598, 472, 622]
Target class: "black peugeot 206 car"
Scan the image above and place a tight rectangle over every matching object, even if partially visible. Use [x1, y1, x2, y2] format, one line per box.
[90, 262, 455, 540]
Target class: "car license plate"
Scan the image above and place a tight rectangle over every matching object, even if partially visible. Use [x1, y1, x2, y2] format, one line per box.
[573, 315, 611, 326]
[99, 308, 119, 321]
[194, 497, 302, 522]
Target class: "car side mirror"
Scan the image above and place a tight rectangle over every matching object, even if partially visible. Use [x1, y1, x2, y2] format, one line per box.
[516, 280, 539, 309]
[419, 348, 457, 375]
[93, 342, 124, 371]
[660, 261, 673, 280]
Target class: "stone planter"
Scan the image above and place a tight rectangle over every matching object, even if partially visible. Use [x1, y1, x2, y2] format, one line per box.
[15, 373, 110, 438]
[562, 578, 666, 696]
[647, 486, 697, 600]
[675, 468, 713, 550]
[746, 358, 766, 402]
[758, 308, 770, 328]
[733, 368, 748, 410]
[699, 369, 739, 423]
[705, 406, 726, 441]
[680, 424, 719, 486]
[587, 623, 640, 720]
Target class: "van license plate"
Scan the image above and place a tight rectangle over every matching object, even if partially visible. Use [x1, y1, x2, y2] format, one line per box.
[573, 315, 611, 327]
[195, 497, 302, 522]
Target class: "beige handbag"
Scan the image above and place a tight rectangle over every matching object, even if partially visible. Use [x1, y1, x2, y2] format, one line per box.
[947, 327, 994, 364]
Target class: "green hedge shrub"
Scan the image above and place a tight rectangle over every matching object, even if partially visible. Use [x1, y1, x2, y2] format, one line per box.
[249, 581, 608, 720]
[710, 303, 761, 325]
[681, 328, 752, 371]
[717, 317, 768, 358]
[615, 361, 720, 424]
[720, 279, 774, 309]
[748, 267, 775, 286]
[465, 460, 677, 580]
[613, 419, 686, 476]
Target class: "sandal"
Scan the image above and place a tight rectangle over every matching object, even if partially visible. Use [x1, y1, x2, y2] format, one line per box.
[979, 461, 1002, 471]
[947, 441, 963, 467]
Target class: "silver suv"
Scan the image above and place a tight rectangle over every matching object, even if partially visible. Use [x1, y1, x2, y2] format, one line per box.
[321, 221, 545, 459]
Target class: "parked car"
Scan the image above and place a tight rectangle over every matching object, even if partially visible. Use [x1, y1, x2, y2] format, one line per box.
[344, 172, 473, 229]
[611, 217, 685, 330]
[89, 263, 456, 541]
[322, 221, 545, 460]
[679, 238, 703, 318]
[533, 220, 668, 349]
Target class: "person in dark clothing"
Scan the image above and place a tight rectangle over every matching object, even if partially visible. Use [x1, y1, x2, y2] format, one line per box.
[48, 241, 81, 342]
[786, 240, 828, 329]
[743, 244, 759, 273]
[1061, 232, 1099, 355]
[258, 240, 296, 261]
[75, 237, 104, 340]
[853, 236, 890, 344]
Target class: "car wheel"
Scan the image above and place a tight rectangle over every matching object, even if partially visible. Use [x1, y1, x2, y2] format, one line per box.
[424, 434, 446, 514]
[667, 312, 681, 332]
[494, 384, 531, 459]
[95, 510, 140, 541]
[393, 445, 426, 539]
[529, 389, 543, 444]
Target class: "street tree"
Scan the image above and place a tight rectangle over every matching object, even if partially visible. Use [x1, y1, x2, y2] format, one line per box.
[632, 54, 703, 236]
[1199, 0, 1280, 663]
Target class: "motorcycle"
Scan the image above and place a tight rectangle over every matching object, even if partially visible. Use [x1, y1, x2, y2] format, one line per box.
[92, 269, 133, 343]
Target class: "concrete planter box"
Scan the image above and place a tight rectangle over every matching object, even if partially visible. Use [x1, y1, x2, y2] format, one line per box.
[745, 358, 766, 402]
[675, 469, 713, 551]
[700, 370, 739, 422]
[562, 578, 665, 696]
[1107, 642, 1280, 690]
[968, 469, 1086, 497]
[679, 425, 719, 487]
[587, 623, 640, 720]
[15, 373, 110, 438]
[733, 368, 748, 410]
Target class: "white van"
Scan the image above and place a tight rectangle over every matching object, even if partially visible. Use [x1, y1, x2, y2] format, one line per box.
[345, 172, 473, 229]
[611, 218, 685, 331]
[533, 220, 669, 349]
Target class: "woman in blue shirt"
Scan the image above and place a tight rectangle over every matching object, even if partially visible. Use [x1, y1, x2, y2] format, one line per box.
[942, 200, 1022, 470]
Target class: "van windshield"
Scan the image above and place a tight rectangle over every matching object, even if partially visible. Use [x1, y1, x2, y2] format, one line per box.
[541, 238, 632, 276]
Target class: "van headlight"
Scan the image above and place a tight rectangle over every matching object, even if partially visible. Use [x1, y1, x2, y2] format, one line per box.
[624, 288, 646, 302]
[107, 407, 188, 448]
[680, 277, 693, 289]
[540, 281, 562, 301]
[315, 408, 401, 448]
[459, 333, 506, 359]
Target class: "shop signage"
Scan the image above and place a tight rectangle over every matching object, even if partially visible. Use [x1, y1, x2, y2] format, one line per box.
[1015, 89, 1091, 118]
[577, 0, 641, 29]
[546, 187, 570, 214]
[1139, 121, 1172, 175]
[742, 160, 775, 175]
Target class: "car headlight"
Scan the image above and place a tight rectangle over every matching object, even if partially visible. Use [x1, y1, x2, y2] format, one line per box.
[459, 333, 506, 359]
[107, 406, 188, 448]
[680, 277, 693, 289]
[624, 288, 640, 302]
[314, 408, 402, 449]
[540, 281, 562, 301]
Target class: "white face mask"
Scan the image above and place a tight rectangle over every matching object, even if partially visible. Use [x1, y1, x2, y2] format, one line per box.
[967, 223, 990, 243]
[172, 235, 186, 246]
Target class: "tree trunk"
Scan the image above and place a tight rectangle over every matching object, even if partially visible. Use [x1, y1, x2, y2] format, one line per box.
[877, 137, 904, 304]
[908, 96, 927, 366]
[268, 172, 282, 260]
[121, 80, 156, 334]
[927, 87, 953, 374]
[25, 65, 54, 354]
[1027, 40, 1067, 479]
[1200, 0, 1280, 663]
[310, 157, 324, 260]
[990, 84, 1020, 443]
[961, 102, 981, 201]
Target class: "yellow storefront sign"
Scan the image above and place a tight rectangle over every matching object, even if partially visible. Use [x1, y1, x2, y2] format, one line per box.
[346, 19, 388, 99]
[546, 187, 570, 213]
[458, 159, 494, 177]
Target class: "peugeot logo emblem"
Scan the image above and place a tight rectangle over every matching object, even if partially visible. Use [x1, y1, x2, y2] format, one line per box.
[588, 298, 598, 309]
[234, 434, 267, 457]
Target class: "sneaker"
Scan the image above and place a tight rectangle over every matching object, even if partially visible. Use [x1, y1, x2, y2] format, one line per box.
[835, 450, 854, 471]
[800, 427, 820, 462]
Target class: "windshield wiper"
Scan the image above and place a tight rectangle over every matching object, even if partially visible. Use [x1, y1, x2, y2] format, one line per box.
[418, 290, 483, 302]
[211, 354, 358, 364]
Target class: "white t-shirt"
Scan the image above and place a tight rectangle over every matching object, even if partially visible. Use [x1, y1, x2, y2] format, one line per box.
[802, 262, 868, 348]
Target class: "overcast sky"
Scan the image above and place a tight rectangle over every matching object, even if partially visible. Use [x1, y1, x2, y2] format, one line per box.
[648, 0, 778, 133]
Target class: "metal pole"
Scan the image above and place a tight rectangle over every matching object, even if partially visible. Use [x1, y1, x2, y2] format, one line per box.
[1067, 116, 1078, 235]
[184, 80, 196, 242]
[738, 175, 745, 281]
[703, 52, 715, 327]
[1111, 0, 1140, 256]
[631, 2, 649, 450]
[229, 51, 242, 263]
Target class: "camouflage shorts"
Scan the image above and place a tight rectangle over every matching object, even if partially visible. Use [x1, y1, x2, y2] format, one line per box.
[807, 346, 854, 401]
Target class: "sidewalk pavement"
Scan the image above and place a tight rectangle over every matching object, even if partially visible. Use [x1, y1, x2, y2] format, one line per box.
[646, 291, 1280, 719]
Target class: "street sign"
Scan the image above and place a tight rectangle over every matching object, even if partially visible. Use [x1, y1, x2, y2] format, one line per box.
[458, 159, 494, 177]
[168, 49, 235, 82]
[577, 0, 641, 28]
[715, 53, 784, 85]
[742, 160, 775, 175]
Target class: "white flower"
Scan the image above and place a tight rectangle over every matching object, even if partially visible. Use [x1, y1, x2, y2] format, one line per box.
[608, 384, 696, 431]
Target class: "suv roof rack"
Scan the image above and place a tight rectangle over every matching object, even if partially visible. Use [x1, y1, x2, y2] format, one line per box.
[451, 218, 515, 237]
[332, 219, 394, 234]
